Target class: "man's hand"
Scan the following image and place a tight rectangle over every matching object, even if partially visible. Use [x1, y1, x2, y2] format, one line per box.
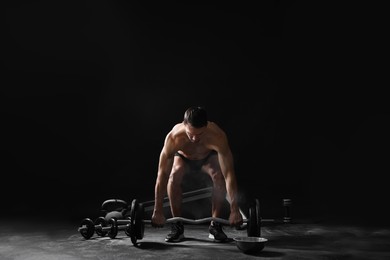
[229, 209, 243, 227]
[151, 210, 166, 228]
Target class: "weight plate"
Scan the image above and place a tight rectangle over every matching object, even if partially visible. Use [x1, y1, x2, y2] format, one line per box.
[94, 217, 108, 237]
[130, 199, 139, 245]
[108, 218, 118, 239]
[247, 202, 260, 237]
[136, 202, 145, 239]
[79, 218, 94, 239]
[255, 198, 261, 237]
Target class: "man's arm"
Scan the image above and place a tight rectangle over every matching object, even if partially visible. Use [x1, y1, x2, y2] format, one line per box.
[214, 132, 243, 226]
[154, 149, 174, 212]
[218, 148, 240, 211]
[152, 134, 176, 226]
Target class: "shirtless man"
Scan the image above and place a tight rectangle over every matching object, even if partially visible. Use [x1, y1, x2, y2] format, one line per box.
[151, 106, 243, 242]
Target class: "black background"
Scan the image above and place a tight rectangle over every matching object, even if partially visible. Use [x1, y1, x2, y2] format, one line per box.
[3, 1, 388, 225]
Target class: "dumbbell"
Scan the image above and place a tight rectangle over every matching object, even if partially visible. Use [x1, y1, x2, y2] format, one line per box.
[78, 216, 128, 239]
[125, 198, 262, 245]
[283, 198, 292, 223]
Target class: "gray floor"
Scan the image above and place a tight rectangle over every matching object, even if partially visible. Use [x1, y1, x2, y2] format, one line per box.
[1, 219, 390, 260]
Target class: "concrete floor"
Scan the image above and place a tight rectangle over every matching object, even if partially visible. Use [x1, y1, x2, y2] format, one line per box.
[1, 218, 390, 260]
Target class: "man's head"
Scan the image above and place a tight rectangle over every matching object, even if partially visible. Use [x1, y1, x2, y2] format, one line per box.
[183, 106, 208, 143]
[183, 106, 208, 128]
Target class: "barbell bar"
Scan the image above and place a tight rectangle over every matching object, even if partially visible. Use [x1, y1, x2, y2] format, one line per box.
[78, 198, 263, 244]
[125, 198, 262, 245]
[142, 217, 248, 225]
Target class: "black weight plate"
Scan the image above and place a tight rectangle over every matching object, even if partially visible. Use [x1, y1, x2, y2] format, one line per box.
[108, 218, 118, 239]
[94, 217, 108, 237]
[80, 218, 94, 239]
[125, 217, 132, 237]
[130, 199, 139, 245]
[136, 202, 145, 239]
[247, 205, 260, 237]
[255, 198, 261, 237]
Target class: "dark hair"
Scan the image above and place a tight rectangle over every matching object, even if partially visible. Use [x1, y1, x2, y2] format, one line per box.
[183, 106, 208, 128]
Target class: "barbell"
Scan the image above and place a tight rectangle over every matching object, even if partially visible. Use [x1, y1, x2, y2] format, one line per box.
[125, 198, 261, 245]
[78, 198, 262, 245]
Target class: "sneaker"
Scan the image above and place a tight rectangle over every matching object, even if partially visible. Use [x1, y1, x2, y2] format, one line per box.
[165, 221, 185, 242]
[208, 221, 228, 242]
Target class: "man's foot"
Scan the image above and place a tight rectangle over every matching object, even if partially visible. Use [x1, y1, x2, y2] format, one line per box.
[208, 221, 228, 242]
[165, 221, 185, 242]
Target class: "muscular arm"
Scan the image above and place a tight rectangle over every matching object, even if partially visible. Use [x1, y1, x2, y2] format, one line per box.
[210, 127, 242, 224]
[153, 134, 176, 215]
[154, 151, 173, 213]
[218, 146, 240, 213]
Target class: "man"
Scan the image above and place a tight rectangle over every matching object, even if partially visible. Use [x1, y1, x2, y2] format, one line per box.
[151, 106, 243, 242]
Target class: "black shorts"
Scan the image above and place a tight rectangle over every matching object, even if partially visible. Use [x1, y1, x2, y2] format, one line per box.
[175, 150, 217, 172]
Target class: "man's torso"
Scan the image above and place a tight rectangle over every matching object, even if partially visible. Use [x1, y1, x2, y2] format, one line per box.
[172, 122, 219, 160]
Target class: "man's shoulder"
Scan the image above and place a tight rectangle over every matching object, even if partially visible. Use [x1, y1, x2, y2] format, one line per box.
[166, 123, 186, 142]
[207, 122, 225, 136]
[170, 123, 185, 135]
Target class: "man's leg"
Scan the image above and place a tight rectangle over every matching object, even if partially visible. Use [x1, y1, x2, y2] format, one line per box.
[166, 157, 186, 242]
[168, 155, 187, 216]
